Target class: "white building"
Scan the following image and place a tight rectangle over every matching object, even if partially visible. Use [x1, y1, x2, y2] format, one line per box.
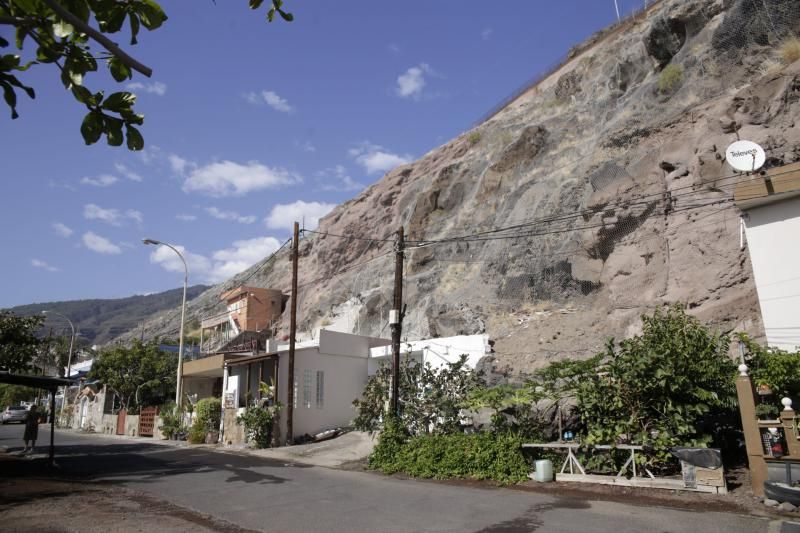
[222, 329, 390, 445]
[737, 162, 800, 350]
[368, 334, 491, 374]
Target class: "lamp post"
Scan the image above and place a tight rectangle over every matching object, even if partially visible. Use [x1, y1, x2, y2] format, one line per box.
[142, 238, 188, 406]
[42, 310, 75, 423]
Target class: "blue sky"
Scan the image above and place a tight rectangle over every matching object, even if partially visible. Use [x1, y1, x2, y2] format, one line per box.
[0, 1, 646, 308]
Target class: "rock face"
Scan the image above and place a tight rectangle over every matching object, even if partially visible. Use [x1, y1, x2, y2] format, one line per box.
[123, 0, 800, 375]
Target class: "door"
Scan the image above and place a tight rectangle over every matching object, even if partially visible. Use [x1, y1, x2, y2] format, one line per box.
[116, 409, 127, 435]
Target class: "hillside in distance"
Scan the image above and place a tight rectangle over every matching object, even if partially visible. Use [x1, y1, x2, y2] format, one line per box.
[125, 0, 800, 374]
[8, 285, 209, 346]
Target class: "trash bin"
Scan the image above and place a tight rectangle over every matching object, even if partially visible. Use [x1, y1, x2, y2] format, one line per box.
[534, 459, 554, 482]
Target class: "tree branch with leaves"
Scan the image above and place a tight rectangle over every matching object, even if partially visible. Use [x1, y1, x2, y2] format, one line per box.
[0, 0, 292, 149]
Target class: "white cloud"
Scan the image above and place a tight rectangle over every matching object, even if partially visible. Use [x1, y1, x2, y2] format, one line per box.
[168, 154, 190, 175]
[316, 165, 363, 192]
[301, 140, 316, 153]
[348, 142, 412, 175]
[182, 160, 301, 197]
[52, 222, 73, 238]
[205, 206, 257, 224]
[388, 43, 401, 54]
[114, 163, 143, 182]
[149, 243, 210, 276]
[125, 209, 143, 224]
[481, 27, 493, 40]
[244, 90, 295, 113]
[126, 81, 167, 96]
[80, 174, 118, 187]
[84, 204, 122, 225]
[83, 232, 122, 255]
[176, 214, 197, 222]
[147, 237, 281, 284]
[208, 236, 281, 282]
[264, 200, 336, 231]
[262, 91, 294, 113]
[396, 63, 435, 100]
[83, 204, 142, 226]
[31, 259, 59, 272]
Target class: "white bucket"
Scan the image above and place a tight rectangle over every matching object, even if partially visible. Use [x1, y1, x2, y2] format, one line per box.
[534, 459, 554, 482]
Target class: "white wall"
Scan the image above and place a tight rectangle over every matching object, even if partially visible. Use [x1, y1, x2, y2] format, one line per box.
[745, 196, 800, 350]
[369, 334, 490, 374]
[276, 347, 368, 443]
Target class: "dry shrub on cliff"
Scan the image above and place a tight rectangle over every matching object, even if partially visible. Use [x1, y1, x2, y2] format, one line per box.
[780, 37, 800, 65]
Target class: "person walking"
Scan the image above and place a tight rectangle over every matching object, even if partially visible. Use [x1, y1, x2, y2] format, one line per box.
[23, 405, 39, 454]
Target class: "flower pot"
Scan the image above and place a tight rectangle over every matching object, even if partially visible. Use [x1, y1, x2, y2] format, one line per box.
[205, 431, 220, 444]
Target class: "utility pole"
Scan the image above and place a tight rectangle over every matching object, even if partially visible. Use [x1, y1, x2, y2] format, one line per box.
[390, 226, 405, 417]
[287, 221, 299, 443]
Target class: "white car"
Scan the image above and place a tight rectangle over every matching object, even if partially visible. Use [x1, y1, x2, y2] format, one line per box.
[1, 405, 29, 424]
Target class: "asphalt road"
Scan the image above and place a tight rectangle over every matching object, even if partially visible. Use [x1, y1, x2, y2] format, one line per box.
[0, 425, 789, 533]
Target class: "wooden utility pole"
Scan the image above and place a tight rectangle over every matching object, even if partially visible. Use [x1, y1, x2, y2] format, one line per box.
[287, 221, 299, 443]
[390, 226, 405, 416]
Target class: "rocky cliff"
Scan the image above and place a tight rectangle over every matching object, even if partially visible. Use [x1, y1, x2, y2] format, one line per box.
[124, 0, 800, 375]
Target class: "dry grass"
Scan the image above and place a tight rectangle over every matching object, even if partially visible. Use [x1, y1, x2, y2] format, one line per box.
[779, 37, 800, 65]
[760, 58, 784, 77]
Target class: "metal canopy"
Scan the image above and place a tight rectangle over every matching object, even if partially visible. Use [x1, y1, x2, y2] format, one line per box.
[0, 372, 74, 466]
[0, 372, 73, 391]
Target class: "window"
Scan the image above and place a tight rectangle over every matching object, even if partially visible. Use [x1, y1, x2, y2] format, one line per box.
[303, 369, 312, 409]
[315, 371, 325, 409]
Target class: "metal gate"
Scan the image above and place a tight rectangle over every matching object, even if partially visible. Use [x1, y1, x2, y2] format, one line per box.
[116, 409, 127, 435]
[138, 406, 157, 437]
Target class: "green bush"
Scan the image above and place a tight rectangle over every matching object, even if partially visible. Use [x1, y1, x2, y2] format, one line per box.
[369, 416, 529, 485]
[353, 354, 482, 435]
[739, 332, 800, 398]
[577, 304, 737, 468]
[187, 424, 206, 444]
[195, 397, 221, 431]
[658, 64, 683, 93]
[236, 380, 282, 448]
[158, 402, 183, 438]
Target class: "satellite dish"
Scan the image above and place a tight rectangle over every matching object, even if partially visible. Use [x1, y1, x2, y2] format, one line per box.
[725, 140, 766, 172]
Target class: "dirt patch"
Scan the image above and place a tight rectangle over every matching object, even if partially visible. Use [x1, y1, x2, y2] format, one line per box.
[0, 478, 256, 533]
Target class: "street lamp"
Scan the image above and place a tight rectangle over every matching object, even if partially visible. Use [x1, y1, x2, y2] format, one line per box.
[142, 238, 188, 406]
[42, 310, 75, 422]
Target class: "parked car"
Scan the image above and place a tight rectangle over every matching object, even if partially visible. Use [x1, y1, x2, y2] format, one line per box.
[1, 405, 29, 424]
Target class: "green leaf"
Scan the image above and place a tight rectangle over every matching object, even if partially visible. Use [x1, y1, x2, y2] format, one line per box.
[138, 0, 167, 30]
[102, 91, 136, 112]
[1, 81, 19, 119]
[0, 36, 8, 48]
[125, 124, 144, 151]
[278, 9, 293, 22]
[249, 0, 264, 8]
[80, 111, 104, 145]
[104, 116, 124, 146]
[129, 13, 140, 45]
[101, 6, 127, 33]
[71, 85, 93, 105]
[108, 56, 132, 82]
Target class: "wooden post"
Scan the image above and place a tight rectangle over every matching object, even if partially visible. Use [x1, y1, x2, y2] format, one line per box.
[390, 227, 404, 416]
[287, 221, 299, 443]
[736, 367, 767, 496]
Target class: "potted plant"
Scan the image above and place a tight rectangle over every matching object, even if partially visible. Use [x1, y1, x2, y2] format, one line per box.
[756, 403, 780, 421]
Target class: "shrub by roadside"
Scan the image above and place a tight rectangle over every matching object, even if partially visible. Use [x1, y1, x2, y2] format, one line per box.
[369, 416, 529, 485]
